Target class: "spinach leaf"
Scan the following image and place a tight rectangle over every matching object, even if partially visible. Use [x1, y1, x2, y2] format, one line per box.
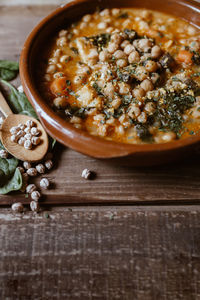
[0, 141, 20, 189]
[1, 80, 38, 119]
[0, 69, 17, 81]
[0, 168, 22, 195]
[0, 60, 19, 81]
[0, 60, 19, 70]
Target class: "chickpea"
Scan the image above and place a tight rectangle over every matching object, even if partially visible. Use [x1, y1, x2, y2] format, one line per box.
[138, 39, 152, 52]
[49, 57, 58, 64]
[100, 8, 110, 16]
[44, 74, 51, 81]
[73, 75, 85, 84]
[113, 50, 126, 59]
[116, 59, 128, 68]
[80, 22, 87, 29]
[140, 79, 154, 92]
[110, 33, 122, 45]
[128, 51, 140, 63]
[58, 29, 68, 37]
[82, 14, 92, 22]
[124, 44, 135, 55]
[106, 27, 114, 33]
[53, 97, 67, 108]
[132, 87, 146, 100]
[138, 20, 149, 31]
[144, 102, 156, 114]
[98, 124, 108, 137]
[56, 37, 67, 47]
[145, 60, 158, 72]
[111, 8, 120, 16]
[187, 26, 196, 36]
[118, 82, 130, 95]
[98, 22, 107, 29]
[151, 45, 162, 59]
[53, 72, 64, 79]
[60, 55, 71, 63]
[112, 96, 121, 109]
[72, 29, 79, 35]
[137, 111, 147, 123]
[107, 42, 119, 53]
[99, 49, 111, 62]
[46, 64, 56, 74]
[120, 40, 130, 49]
[134, 66, 149, 81]
[103, 82, 115, 98]
[53, 49, 62, 57]
[70, 116, 82, 124]
[128, 104, 141, 118]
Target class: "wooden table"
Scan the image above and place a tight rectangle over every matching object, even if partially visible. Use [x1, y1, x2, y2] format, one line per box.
[0, 4, 200, 299]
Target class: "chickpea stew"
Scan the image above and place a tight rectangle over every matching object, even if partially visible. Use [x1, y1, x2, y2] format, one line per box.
[38, 8, 200, 144]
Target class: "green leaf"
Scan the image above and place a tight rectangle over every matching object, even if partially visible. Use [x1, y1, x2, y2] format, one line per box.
[1, 80, 38, 119]
[0, 141, 19, 187]
[0, 69, 17, 81]
[0, 168, 22, 195]
[0, 60, 19, 70]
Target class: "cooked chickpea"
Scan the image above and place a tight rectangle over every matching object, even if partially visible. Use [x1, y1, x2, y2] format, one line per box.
[134, 66, 149, 81]
[107, 42, 119, 53]
[103, 82, 115, 98]
[113, 50, 126, 59]
[116, 59, 128, 67]
[82, 14, 92, 22]
[138, 39, 152, 52]
[106, 27, 114, 33]
[151, 45, 162, 59]
[137, 111, 147, 123]
[112, 96, 121, 109]
[70, 116, 82, 124]
[140, 79, 154, 92]
[98, 22, 107, 29]
[80, 22, 87, 30]
[128, 51, 140, 63]
[120, 40, 130, 49]
[99, 50, 111, 62]
[111, 8, 120, 16]
[128, 104, 141, 118]
[100, 8, 110, 16]
[56, 37, 67, 47]
[118, 82, 130, 95]
[46, 64, 56, 74]
[124, 44, 135, 55]
[110, 33, 122, 45]
[59, 29, 68, 37]
[53, 97, 67, 108]
[144, 102, 156, 114]
[138, 20, 149, 31]
[60, 55, 71, 63]
[145, 60, 158, 72]
[132, 87, 146, 100]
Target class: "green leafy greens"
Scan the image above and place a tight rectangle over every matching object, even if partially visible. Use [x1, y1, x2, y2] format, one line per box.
[0, 60, 19, 81]
[0, 141, 22, 194]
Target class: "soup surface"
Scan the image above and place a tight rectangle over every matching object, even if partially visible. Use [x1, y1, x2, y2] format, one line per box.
[38, 8, 200, 144]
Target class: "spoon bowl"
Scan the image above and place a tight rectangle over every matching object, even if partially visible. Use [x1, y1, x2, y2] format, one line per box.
[0, 91, 49, 162]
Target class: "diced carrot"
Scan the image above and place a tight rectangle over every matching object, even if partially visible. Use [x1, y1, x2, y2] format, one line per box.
[50, 77, 69, 95]
[177, 49, 193, 64]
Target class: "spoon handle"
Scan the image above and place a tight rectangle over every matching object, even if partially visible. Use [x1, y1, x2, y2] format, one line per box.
[0, 91, 13, 117]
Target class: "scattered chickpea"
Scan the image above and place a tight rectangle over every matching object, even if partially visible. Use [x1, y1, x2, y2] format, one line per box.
[23, 161, 31, 170]
[11, 202, 24, 213]
[31, 191, 41, 201]
[140, 79, 154, 92]
[30, 201, 40, 212]
[82, 168, 92, 179]
[0, 149, 8, 159]
[36, 164, 45, 174]
[27, 168, 37, 177]
[40, 178, 50, 189]
[26, 184, 37, 194]
[45, 160, 53, 170]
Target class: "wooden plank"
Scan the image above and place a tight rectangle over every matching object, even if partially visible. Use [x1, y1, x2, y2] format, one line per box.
[0, 5, 200, 205]
[0, 206, 200, 299]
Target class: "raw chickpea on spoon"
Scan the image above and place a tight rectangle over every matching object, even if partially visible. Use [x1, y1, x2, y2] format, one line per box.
[0, 91, 48, 162]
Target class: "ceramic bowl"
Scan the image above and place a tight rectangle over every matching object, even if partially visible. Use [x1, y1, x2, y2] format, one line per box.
[20, 0, 200, 166]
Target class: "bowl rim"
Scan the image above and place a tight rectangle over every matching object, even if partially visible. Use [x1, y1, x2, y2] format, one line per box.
[20, 0, 200, 158]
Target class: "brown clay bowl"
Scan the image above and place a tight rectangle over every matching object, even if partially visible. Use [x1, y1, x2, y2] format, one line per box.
[20, 0, 200, 166]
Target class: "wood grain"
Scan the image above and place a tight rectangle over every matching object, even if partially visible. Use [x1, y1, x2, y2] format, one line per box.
[0, 206, 200, 299]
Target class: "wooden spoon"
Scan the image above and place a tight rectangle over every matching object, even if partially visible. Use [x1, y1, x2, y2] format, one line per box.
[0, 91, 48, 162]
